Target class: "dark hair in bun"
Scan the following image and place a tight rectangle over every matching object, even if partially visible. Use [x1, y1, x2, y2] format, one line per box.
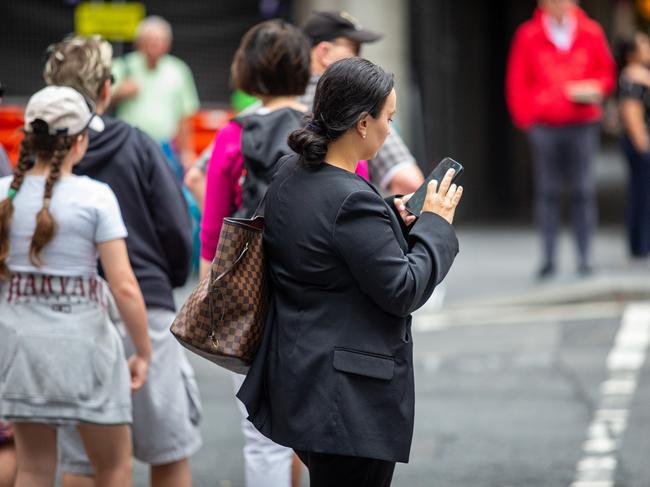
[288, 57, 394, 167]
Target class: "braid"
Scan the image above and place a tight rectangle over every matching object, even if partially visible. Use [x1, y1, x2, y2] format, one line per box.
[11, 138, 32, 191]
[0, 137, 33, 278]
[28, 136, 72, 267]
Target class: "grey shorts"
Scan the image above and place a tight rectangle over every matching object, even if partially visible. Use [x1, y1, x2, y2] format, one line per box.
[0, 275, 131, 427]
[58, 307, 203, 472]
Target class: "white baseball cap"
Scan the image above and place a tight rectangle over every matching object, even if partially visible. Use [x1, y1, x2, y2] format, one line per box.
[24, 85, 104, 135]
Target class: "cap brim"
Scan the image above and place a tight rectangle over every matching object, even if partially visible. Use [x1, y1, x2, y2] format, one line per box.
[343, 28, 383, 44]
[88, 113, 104, 133]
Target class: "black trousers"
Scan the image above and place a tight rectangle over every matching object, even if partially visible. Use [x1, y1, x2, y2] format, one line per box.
[296, 450, 396, 487]
[621, 134, 650, 257]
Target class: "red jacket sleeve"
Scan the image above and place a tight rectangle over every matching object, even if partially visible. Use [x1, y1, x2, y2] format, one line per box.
[589, 24, 616, 97]
[505, 26, 535, 130]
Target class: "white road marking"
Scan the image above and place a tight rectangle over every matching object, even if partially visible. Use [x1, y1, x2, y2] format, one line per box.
[569, 482, 614, 487]
[413, 301, 623, 331]
[569, 303, 650, 487]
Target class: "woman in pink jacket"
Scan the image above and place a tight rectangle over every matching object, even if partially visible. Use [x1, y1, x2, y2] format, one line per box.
[199, 20, 367, 487]
[200, 21, 368, 277]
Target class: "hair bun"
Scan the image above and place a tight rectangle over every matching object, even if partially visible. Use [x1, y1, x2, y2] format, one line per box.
[288, 127, 328, 167]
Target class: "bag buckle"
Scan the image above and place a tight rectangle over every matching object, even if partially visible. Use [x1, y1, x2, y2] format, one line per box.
[208, 331, 219, 348]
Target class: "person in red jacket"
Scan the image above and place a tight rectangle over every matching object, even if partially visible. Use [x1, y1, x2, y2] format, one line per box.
[506, 0, 615, 278]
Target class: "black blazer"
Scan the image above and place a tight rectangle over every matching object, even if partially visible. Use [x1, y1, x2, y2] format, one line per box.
[237, 155, 458, 463]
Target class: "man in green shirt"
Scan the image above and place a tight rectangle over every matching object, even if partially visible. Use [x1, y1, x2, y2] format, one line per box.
[112, 16, 199, 171]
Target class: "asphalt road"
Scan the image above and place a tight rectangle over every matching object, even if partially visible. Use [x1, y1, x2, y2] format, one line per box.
[130, 227, 650, 486]
[129, 302, 649, 487]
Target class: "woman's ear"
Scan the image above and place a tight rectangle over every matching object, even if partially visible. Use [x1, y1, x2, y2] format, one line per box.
[356, 114, 369, 139]
[72, 134, 86, 157]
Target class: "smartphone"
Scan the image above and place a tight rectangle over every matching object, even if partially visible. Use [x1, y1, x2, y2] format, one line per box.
[405, 157, 463, 217]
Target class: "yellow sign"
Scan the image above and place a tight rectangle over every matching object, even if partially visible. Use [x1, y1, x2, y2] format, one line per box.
[75, 2, 145, 41]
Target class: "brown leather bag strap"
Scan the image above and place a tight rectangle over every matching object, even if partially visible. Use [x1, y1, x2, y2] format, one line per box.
[215, 242, 250, 281]
[253, 191, 267, 218]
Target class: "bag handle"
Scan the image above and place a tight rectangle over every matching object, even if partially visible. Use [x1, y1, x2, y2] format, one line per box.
[253, 191, 267, 218]
[215, 242, 250, 281]
[207, 241, 250, 347]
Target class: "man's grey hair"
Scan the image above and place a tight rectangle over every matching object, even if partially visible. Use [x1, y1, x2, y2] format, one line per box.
[135, 15, 173, 43]
[43, 35, 113, 108]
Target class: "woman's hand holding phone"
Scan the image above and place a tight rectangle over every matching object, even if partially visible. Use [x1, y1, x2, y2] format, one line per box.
[394, 193, 417, 226]
[422, 168, 463, 224]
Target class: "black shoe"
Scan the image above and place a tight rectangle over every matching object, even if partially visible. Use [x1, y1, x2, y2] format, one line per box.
[536, 262, 555, 280]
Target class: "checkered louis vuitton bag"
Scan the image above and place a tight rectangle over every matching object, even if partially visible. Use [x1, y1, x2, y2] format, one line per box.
[170, 216, 268, 374]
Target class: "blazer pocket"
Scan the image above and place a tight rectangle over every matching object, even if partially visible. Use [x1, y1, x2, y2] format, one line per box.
[333, 348, 395, 381]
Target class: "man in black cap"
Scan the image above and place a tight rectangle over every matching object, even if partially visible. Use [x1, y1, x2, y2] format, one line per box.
[301, 11, 424, 195]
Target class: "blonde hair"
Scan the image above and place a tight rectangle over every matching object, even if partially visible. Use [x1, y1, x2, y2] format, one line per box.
[43, 35, 113, 107]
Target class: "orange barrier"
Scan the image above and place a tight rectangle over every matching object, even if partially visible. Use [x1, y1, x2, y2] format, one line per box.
[0, 106, 231, 165]
[0, 106, 25, 167]
[187, 109, 231, 157]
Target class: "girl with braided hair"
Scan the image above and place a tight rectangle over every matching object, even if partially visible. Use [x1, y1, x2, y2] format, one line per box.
[0, 86, 151, 486]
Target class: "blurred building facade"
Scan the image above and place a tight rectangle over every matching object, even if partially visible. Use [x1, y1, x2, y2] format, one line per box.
[0, 0, 645, 220]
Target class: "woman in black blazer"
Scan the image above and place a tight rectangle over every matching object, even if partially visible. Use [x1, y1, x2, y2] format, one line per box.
[238, 57, 463, 486]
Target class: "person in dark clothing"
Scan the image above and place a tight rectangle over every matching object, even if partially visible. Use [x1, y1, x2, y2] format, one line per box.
[78, 117, 191, 303]
[43, 35, 202, 487]
[237, 58, 463, 486]
[618, 32, 650, 258]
